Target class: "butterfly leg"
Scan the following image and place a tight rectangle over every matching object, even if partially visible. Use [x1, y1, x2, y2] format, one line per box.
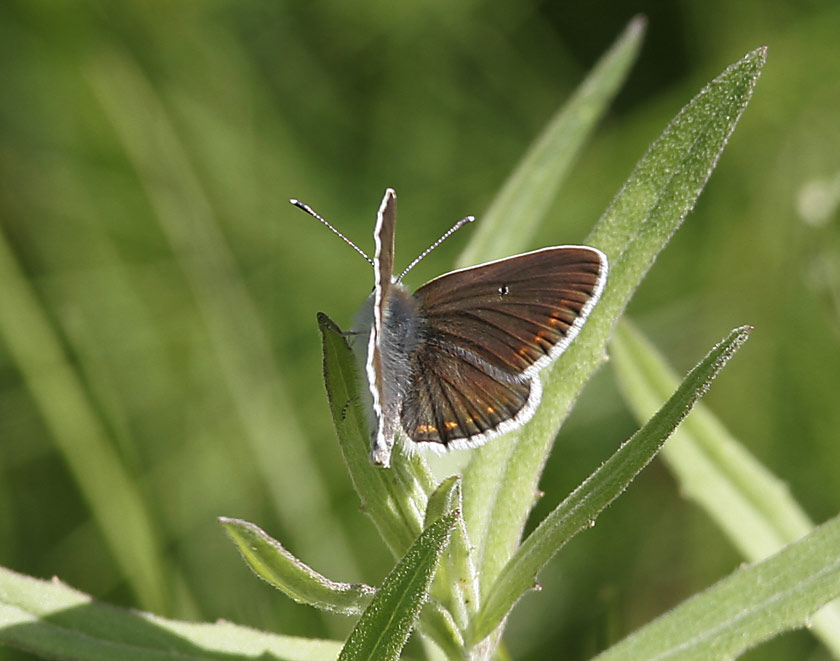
[370, 433, 393, 468]
[340, 395, 359, 421]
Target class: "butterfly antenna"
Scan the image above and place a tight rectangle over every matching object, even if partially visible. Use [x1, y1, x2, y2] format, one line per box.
[397, 215, 475, 282]
[289, 199, 374, 267]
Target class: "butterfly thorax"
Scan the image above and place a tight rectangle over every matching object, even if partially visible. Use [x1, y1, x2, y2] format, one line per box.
[378, 282, 423, 402]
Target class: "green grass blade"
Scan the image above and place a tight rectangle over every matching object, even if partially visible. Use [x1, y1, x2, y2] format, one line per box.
[319, 313, 435, 556]
[339, 512, 458, 661]
[472, 326, 752, 643]
[219, 518, 375, 616]
[611, 318, 840, 654]
[85, 50, 359, 578]
[0, 566, 342, 661]
[462, 47, 768, 604]
[594, 513, 840, 660]
[0, 228, 167, 612]
[457, 15, 646, 266]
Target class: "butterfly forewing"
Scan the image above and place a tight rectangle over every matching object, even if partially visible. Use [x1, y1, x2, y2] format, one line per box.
[412, 247, 606, 375]
[367, 189, 399, 465]
[373, 190, 397, 291]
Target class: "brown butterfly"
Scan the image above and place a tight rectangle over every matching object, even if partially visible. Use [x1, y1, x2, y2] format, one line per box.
[293, 189, 607, 467]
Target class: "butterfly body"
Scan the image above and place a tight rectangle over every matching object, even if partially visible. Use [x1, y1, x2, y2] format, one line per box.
[359, 189, 608, 467]
[358, 282, 420, 461]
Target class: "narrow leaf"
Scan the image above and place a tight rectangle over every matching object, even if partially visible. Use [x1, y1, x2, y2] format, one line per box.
[417, 602, 465, 661]
[319, 312, 435, 557]
[461, 47, 767, 604]
[594, 513, 840, 660]
[425, 478, 480, 630]
[339, 511, 458, 661]
[424, 477, 462, 530]
[0, 566, 342, 661]
[611, 318, 840, 654]
[457, 15, 646, 265]
[219, 517, 375, 615]
[472, 326, 752, 643]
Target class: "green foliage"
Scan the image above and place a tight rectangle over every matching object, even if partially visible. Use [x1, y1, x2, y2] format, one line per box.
[594, 514, 840, 660]
[220, 517, 375, 616]
[612, 319, 840, 654]
[338, 511, 458, 661]
[0, 566, 343, 661]
[318, 313, 435, 557]
[2, 3, 840, 661]
[457, 15, 646, 267]
[474, 326, 754, 643]
[458, 48, 767, 621]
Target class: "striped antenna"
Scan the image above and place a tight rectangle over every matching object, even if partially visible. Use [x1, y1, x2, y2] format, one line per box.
[397, 215, 475, 282]
[290, 199, 373, 267]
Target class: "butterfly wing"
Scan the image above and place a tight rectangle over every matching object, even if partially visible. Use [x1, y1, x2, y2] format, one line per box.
[400, 338, 538, 448]
[400, 246, 607, 449]
[367, 188, 400, 466]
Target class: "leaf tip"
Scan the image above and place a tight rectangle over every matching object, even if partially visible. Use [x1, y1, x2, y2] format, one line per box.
[744, 45, 769, 74]
[731, 324, 754, 348]
[627, 13, 648, 35]
[317, 311, 340, 333]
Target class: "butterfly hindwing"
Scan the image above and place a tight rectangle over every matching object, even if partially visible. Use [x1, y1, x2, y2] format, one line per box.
[400, 337, 536, 448]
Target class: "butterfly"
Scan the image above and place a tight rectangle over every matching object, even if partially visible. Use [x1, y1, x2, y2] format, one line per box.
[292, 189, 607, 468]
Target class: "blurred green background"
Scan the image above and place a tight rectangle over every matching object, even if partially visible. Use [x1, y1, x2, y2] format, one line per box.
[1, 1, 839, 659]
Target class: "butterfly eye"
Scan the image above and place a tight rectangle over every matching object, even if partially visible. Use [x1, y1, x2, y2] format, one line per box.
[498, 285, 510, 296]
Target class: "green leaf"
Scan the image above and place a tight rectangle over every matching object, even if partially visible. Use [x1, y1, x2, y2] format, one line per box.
[339, 511, 458, 661]
[462, 46, 768, 607]
[594, 513, 840, 660]
[319, 312, 435, 557]
[424, 476, 462, 529]
[0, 566, 342, 661]
[219, 517, 375, 616]
[611, 318, 840, 654]
[424, 478, 480, 631]
[457, 15, 646, 266]
[472, 326, 753, 643]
